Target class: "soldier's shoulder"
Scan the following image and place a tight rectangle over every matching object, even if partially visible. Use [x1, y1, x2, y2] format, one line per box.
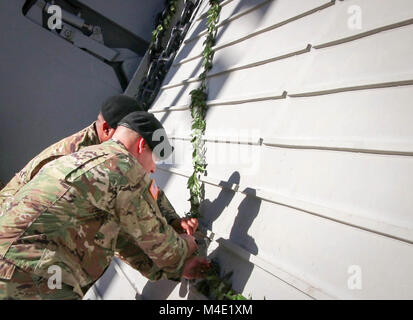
[33, 124, 95, 161]
[53, 123, 97, 153]
[69, 140, 145, 184]
[101, 142, 146, 184]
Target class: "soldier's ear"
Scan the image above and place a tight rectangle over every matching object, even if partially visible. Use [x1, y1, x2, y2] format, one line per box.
[137, 137, 145, 154]
[102, 122, 111, 134]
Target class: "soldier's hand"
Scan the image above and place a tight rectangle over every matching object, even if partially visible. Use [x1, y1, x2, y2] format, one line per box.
[180, 218, 198, 235]
[182, 256, 211, 280]
[171, 218, 199, 235]
[180, 234, 198, 256]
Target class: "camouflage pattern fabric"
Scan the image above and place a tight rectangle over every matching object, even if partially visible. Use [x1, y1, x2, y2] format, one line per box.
[0, 139, 188, 299]
[157, 189, 183, 225]
[0, 122, 182, 284]
[0, 122, 180, 223]
[115, 231, 181, 282]
[0, 263, 81, 300]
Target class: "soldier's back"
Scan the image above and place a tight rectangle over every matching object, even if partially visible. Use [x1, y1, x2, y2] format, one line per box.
[0, 139, 145, 297]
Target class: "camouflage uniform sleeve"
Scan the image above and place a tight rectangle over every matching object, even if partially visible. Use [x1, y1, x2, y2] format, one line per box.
[115, 177, 189, 279]
[157, 189, 181, 224]
[0, 176, 22, 207]
[115, 231, 181, 281]
[0, 160, 35, 206]
[0, 155, 62, 208]
[115, 189, 184, 281]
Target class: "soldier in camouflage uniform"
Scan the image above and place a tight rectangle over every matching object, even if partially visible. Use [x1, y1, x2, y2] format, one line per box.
[0, 95, 197, 238]
[0, 94, 198, 281]
[0, 111, 209, 300]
